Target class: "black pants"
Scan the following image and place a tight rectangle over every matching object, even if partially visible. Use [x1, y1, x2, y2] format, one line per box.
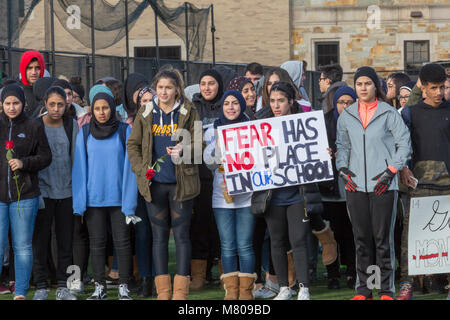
[84, 207, 131, 286]
[346, 191, 397, 298]
[322, 201, 356, 279]
[32, 198, 74, 289]
[253, 216, 275, 284]
[265, 201, 309, 287]
[146, 182, 193, 276]
[190, 180, 220, 260]
[72, 215, 89, 278]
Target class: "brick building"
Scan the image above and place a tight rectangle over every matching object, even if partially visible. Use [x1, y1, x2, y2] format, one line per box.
[16, 0, 450, 79]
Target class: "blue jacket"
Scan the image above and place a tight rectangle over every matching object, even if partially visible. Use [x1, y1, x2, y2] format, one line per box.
[72, 125, 138, 216]
[336, 101, 411, 193]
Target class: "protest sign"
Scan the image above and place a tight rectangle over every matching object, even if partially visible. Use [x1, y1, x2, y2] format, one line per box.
[408, 195, 450, 276]
[217, 111, 333, 195]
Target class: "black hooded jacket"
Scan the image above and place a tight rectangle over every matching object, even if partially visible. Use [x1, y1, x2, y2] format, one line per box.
[0, 111, 52, 203]
[122, 73, 149, 117]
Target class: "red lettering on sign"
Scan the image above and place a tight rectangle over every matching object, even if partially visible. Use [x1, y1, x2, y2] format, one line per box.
[225, 152, 255, 172]
[260, 122, 275, 146]
[235, 126, 249, 149]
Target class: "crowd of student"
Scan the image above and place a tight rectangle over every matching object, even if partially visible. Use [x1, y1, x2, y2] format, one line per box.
[0, 49, 449, 301]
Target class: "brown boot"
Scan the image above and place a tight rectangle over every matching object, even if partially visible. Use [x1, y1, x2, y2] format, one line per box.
[238, 272, 257, 300]
[312, 220, 337, 266]
[221, 272, 239, 300]
[189, 259, 207, 291]
[172, 275, 190, 300]
[287, 250, 297, 287]
[155, 274, 172, 300]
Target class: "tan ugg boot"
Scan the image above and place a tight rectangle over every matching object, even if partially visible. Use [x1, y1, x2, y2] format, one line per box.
[220, 272, 239, 300]
[189, 259, 207, 291]
[238, 272, 257, 300]
[287, 250, 297, 287]
[155, 274, 172, 300]
[172, 275, 190, 300]
[312, 220, 338, 266]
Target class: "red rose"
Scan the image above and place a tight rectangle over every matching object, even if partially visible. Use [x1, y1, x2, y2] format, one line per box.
[5, 141, 14, 150]
[146, 168, 155, 180]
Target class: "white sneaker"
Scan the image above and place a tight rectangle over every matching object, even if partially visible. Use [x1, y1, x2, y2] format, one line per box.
[265, 278, 280, 293]
[273, 286, 292, 300]
[297, 284, 310, 300]
[254, 286, 277, 299]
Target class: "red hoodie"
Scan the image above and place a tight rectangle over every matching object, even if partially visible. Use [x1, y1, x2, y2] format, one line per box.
[20, 50, 45, 86]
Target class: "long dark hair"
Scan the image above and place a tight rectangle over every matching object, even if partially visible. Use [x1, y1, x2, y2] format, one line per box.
[262, 68, 302, 108]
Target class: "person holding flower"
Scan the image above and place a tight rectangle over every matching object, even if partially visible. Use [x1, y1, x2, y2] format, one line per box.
[72, 91, 138, 300]
[127, 69, 201, 300]
[0, 84, 52, 300]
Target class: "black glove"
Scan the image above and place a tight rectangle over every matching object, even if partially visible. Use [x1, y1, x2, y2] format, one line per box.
[372, 168, 396, 195]
[339, 168, 357, 192]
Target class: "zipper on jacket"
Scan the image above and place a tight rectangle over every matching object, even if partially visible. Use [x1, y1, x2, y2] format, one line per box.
[363, 132, 368, 193]
[7, 119, 12, 201]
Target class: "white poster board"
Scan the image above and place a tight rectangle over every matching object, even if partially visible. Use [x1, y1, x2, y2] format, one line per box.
[217, 111, 333, 195]
[408, 195, 450, 276]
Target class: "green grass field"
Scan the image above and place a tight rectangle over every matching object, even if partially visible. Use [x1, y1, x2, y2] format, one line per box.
[0, 236, 447, 300]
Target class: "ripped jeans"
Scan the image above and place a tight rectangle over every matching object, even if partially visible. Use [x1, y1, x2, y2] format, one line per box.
[145, 182, 193, 276]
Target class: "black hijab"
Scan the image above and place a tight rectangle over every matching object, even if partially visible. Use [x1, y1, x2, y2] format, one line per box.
[199, 69, 224, 104]
[89, 92, 120, 140]
[122, 73, 149, 116]
[214, 90, 249, 128]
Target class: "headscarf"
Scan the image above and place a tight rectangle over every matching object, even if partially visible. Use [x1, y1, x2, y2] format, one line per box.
[1, 84, 27, 121]
[199, 69, 224, 104]
[89, 92, 119, 140]
[136, 85, 156, 108]
[213, 90, 248, 128]
[332, 86, 357, 120]
[122, 73, 149, 115]
[89, 84, 114, 105]
[33, 77, 58, 103]
[227, 76, 253, 92]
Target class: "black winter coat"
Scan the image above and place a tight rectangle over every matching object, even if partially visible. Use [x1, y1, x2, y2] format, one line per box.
[0, 111, 52, 203]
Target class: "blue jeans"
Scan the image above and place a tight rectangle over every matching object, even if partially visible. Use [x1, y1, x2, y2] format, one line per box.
[213, 207, 255, 274]
[0, 197, 39, 297]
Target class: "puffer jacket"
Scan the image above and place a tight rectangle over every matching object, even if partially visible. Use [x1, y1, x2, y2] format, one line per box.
[336, 100, 411, 193]
[0, 111, 52, 203]
[127, 99, 202, 203]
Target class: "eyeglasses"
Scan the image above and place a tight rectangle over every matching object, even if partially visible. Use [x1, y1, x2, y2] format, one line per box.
[398, 95, 410, 101]
[336, 100, 354, 106]
[319, 77, 327, 82]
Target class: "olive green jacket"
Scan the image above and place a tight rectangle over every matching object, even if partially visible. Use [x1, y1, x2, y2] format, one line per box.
[127, 99, 202, 202]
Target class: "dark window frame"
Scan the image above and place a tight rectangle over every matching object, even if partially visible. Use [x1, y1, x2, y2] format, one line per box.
[404, 40, 430, 74]
[315, 41, 340, 71]
[134, 46, 182, 60]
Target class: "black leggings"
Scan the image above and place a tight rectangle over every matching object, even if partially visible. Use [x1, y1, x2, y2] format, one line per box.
[84, 207, 131, 286]
[32, 198, 74, 289]
[145, 182, 193, 276]
[265, 201, 309, 287]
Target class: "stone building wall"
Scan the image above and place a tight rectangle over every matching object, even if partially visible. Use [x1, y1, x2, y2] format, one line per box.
[291, 0, 450, 82]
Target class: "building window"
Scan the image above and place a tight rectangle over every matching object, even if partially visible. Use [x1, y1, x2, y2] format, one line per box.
[315, 42, 339, 70]
[134, 46, 181, 60]
[404, 40, 429, 74]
